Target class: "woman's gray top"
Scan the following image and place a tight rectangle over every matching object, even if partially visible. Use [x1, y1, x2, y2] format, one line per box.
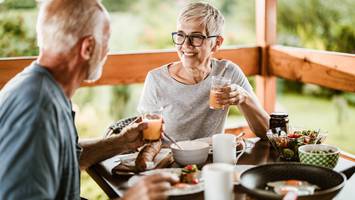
[138, 59, 255, 141]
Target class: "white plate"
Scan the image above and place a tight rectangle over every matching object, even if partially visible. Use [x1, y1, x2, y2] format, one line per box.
[112, 148, 172, 175]
[128, 168, 204, 196]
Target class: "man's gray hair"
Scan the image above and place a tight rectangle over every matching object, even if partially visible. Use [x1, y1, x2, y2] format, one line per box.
[36, 0, 109, 53]
[178, 2, 224, 36]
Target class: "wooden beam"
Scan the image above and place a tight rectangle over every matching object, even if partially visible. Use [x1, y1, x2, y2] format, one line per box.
[271, 45, 355, 74]
[255, 0, 277, 113]
[269, 45, 355, 92]
[0, 47, 260, 88]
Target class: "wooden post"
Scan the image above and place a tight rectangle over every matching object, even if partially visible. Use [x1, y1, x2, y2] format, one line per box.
[255, 0, 277, 113]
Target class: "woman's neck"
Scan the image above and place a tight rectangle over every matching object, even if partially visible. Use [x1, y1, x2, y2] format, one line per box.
[169, 60, 212, 84]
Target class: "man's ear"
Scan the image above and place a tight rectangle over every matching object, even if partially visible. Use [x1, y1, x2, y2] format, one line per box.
[211, 36, 224, 53]
[80, 36, 95, 60]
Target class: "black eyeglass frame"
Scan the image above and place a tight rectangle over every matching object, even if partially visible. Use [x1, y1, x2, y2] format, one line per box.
[171, 32, 218, 47]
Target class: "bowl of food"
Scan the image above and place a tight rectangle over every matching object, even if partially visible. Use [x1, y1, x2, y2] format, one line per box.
[298, 144, 340, 169]
[171, 141, 209, 166]
[267, 128, 327, 161]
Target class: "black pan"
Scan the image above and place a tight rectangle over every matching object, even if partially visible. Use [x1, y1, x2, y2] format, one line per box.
[239, 163, 355, 200]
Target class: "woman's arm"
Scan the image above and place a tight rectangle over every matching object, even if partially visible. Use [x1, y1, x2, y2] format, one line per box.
[218, 84, 270, 138]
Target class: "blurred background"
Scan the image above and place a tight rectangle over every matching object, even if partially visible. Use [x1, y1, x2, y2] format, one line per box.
[1, 0, 354, 199]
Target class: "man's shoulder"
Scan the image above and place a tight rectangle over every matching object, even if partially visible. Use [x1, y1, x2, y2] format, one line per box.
[2, 67, 52, 103]
[0, 67, 58, 125]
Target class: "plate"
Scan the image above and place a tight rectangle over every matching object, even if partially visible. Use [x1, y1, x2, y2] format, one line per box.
[128, 168, 204, 196]
[111, 148, 172, 175]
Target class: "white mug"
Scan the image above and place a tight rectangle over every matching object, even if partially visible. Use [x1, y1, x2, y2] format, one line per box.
[202, 163, 235, 200]
[212, 133, 245, 164]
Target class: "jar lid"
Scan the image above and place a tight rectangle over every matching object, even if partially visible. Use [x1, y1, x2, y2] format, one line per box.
[270, 112, 288, 118]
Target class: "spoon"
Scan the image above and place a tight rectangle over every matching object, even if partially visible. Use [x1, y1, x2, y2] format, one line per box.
[163, 134, 183, 150]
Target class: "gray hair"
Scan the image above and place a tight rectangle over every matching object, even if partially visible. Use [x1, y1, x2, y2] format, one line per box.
[178, 2, 224, 36]
[36, 0, 109, 53]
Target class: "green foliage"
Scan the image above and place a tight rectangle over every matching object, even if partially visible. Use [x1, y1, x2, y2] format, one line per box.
[277, 0, 355, 104]
[343, 93, 355, 107]
[1, 0, 36, 9]
[109, 85, 131, 119]
[278, 0, 355, 53]
[72, 88, 96, 108]
[102, 0, 136, 12]
[0, 15, 38, 57]
[277, 79, 303, 94]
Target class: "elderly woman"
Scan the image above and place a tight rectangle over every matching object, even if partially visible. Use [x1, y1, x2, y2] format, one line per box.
[138, 2, 269, 141]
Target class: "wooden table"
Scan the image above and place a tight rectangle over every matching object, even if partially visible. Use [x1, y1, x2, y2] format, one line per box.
[87, 139, 355, 200]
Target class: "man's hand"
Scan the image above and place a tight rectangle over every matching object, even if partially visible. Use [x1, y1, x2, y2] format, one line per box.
[116, 122, 147, 151]
[122, 173, 179, 200]
[79, 121, 147, 170]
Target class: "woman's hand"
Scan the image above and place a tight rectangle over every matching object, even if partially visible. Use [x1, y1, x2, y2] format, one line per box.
[216, 84, 250, 106]
[122, 173, 179, 200]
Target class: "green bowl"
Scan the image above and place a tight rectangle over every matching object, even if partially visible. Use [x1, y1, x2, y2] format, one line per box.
[298, 144, 340, 169]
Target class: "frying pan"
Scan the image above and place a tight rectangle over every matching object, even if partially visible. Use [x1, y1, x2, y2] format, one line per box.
[239, 163, 355, 200]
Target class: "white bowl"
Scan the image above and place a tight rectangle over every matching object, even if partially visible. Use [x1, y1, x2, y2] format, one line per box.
[170, 141, 210, 166]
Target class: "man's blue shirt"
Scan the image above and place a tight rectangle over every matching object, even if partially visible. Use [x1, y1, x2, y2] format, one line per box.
[0, 62, 81, 199]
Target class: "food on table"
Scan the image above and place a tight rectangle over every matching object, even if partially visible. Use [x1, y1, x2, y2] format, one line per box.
[266, 179, 320, 196]
[135, 140, 162, 172]
[307, 149, 335, 154]
[267, 129, 324, 161]
[180, 164, 199, 184]
[173, 164, 200, 188]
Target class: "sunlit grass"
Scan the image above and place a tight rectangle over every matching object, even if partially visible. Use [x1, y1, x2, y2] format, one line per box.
[279, 93, 355, 154]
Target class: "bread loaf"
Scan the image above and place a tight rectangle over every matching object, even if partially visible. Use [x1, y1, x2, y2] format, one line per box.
[135, 140, 162, 172]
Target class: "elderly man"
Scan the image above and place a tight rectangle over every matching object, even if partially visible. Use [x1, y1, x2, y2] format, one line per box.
[0, 0, 177, 199]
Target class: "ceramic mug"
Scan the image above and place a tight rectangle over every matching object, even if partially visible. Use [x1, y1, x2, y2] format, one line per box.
[212, 133, 245, 164]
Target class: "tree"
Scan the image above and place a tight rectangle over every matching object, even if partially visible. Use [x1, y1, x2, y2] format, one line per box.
[0, 15, 38, 57]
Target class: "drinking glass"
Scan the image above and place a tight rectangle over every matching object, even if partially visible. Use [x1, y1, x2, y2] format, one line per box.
[141, 108, 163, 141]
[209, 76, 231, 110]
[203, 163, 235, 200]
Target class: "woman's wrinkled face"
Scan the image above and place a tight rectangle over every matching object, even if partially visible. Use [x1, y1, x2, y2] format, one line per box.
[175, 20, 216, 69]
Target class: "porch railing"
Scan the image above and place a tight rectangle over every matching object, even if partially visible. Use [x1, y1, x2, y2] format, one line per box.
[0, 0, 354, 158]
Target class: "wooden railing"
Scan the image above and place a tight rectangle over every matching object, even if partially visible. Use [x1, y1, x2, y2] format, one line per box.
[1, 45, 353, 91]
[0, 1, 354, 131]
[0, 46, 260, 87]
[0, 0, 354, 160]
[1, 0, 354, 108]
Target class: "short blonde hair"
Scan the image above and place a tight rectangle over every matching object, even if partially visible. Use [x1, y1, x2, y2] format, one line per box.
[36, 0, 109, 53]
[178, 2, 224, 36]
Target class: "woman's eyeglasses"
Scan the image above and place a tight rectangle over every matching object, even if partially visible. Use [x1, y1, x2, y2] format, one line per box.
[171, 32, 218, 47]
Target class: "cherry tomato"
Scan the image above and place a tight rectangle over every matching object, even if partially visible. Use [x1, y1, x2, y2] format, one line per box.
[287, 133, 302, 138]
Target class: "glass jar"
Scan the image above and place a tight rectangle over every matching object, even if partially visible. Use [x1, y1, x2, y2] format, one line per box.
[269, 112, 289, 134]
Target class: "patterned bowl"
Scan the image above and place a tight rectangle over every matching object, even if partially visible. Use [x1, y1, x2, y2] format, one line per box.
[298, 144, 340, 169]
